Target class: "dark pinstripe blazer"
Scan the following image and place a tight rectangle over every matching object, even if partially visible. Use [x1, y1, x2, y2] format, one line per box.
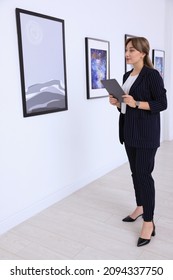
[119, 66, 167, 148]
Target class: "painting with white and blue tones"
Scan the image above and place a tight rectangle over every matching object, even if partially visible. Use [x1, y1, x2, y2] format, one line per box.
[16, 9, 68, 117]
[155, 57, 164, 79]
[91, 48, 107, 89]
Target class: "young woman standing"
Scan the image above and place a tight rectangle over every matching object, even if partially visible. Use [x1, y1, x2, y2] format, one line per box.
[109, 37, 167, 247]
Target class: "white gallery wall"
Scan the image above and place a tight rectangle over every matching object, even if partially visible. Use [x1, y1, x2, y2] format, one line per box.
[164, 0, 173, 140]
[0, 0, 172, 234]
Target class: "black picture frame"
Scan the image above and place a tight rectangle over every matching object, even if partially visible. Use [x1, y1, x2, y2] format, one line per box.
[16, 8, 68, 117]
[152, 49, 165, 80]
[85, 37, 110, 99]
[124, 34, 136, 72]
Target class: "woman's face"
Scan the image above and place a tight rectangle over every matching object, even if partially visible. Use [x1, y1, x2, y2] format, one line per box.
[125, 41, 144, 66]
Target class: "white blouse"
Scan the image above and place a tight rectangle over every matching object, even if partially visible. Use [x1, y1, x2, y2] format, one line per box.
[121, 74, 138, 114]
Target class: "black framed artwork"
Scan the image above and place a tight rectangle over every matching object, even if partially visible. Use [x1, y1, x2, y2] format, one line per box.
[85, 37, 110, 99]
[124, 34, 136, 72]
[152, 49, 165, 80]
[16, 8, 68, 117]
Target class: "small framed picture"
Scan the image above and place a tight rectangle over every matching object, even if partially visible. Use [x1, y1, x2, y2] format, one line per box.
[124, 34, 136, 72]
[16, 8, 68, 117]
[152, 49, 165, 80]
[85, 37, 110, 99]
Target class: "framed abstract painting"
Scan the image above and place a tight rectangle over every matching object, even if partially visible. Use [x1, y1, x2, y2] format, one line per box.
[16, 8, 68, 117]
[152, 49, 165, 80]
[124, 34, 136, 72]
[85, 37, 110, 99]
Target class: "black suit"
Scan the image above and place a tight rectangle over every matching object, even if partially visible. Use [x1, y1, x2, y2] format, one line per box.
[119, 65, 167, 147]
[119, 66, 167, 221]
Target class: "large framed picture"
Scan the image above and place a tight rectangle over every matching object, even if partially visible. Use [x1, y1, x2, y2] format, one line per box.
[85, 37, 110, 99]
[152, 49, 165, 80]
[124, 34, 136, 72]
[16, 8, 68, 117]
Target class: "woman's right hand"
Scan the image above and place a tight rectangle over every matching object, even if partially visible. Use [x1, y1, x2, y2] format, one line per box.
[109, 95, 120, 108]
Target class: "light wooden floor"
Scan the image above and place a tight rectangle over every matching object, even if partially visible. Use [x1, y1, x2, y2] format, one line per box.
[0, 141, 173, 260]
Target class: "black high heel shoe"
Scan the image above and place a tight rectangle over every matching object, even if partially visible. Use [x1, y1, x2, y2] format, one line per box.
[137, 222, 155, 247]
[122, 214, 143, 222]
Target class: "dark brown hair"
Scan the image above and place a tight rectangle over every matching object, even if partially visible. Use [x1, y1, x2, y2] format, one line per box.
[125, 37, 154, 69]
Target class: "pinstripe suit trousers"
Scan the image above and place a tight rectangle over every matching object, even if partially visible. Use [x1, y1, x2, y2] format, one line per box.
[125, 145, 157, 222]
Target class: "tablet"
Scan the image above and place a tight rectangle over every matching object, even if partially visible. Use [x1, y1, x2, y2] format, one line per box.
[101, 78, 125, 102]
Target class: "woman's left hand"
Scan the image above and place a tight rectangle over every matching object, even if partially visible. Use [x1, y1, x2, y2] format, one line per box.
[122, 94, 136, 108]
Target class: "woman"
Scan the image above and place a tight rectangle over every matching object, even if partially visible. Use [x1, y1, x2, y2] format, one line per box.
[109, 37, 167, 247]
